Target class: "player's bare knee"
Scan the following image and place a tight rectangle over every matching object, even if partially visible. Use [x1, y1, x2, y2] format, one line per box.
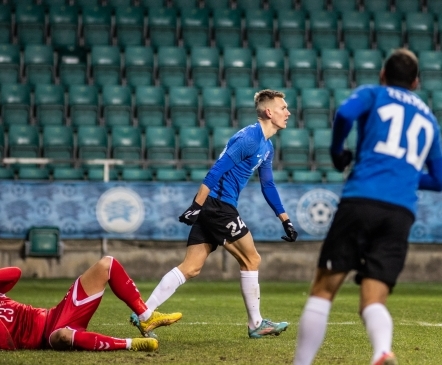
[50, 328, 73, 350]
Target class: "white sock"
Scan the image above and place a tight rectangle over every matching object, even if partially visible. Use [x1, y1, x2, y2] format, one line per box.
[126, 339, 132, 349]
[144, 267, 186, 312]
[294, 296, 332, 365]
[362, 303, 393, 364]
[240, 270, 262, 329]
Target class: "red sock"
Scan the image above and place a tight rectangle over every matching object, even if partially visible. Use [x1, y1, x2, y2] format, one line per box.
[108, 258, 147, 315]
[73, 331, 127, 351]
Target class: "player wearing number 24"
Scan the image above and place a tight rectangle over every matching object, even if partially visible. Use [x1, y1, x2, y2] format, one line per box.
[294, 49, 442, 365]
[131, 90, 298, 339]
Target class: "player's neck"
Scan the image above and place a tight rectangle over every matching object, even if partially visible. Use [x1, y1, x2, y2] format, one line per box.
[257, 119, 277, 140]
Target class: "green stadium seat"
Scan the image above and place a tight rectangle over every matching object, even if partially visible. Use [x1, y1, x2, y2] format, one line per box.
[8, 124, 40, 162]
[86, 166, 118, 181]
[1, 83, 31, 127]
[135, 86, 166, 128]
[106, 0, 133, 7]
[268, 0, 295, 11]
[173, 0, 199, 12]
[190, 46, 220, 89]
[202, 87, 232, 131]
[52, 166, 85, 180]
[299, 0, 325, 12]
[235, 87, 259, 129]
[427, 1, 442, 14]
[301, 88, 331, 130]
[267, 169, 290, 183]
[414, 89, 429, 104]
[148, 8, 177, 50]
[49, 5, 79, 50]
[18, 166, 49, 180]
[115, 6, 145, 48]
[353, 49, 383, 86]
[277, 9, 306, 51]
[145, 126, 177, 169]
[395, 0, 421, 13]
[102, 85, 132, 129]
[333, 88, 352, 111]
[68, 85, 99, 128]
[279, 128, 311, 172]
[419, 51, 442, 91]
[121, 167, 153, 181]
[223, 47, 253, 89]
[288, 48, 317, 90]
[325, 170, 345, 183]
[90, 45, 121, 90]
[330, 0, 358, 13]
[313, 128, 333, 171]
[341, 11, 371, 53]
[236, 0, 261, 13]
[16, 4, 45, 46]
[75, 0, 99, 6]
[212, 126, 239, 158]
[24, 226, 62, 257]
[431, 90, 442, 121]
[0, 125, 5, 159]
[77, 125, 108, 161]
[140, 0, 165, 9]
[203, 0, 230, 14]
[157, 46, 187, 89]
[373, 12, 403, 54]
[310, 11, 339, 50]
[0, 4, 12, 44]
[406, 12, 435, 53]
[34, 84, 65, 128]
[213, 9, 242, 50]
[179, 126, 210, 170]
[0, 167, 14, 179]
[181, 8, 210, 50]
[255, 48, 285, 89]
[244, 9, 274, 51]
[320, 49, 350, 90]
[169, 86, 199, 129]
[363, 0, 390, 13]
[24, 45, 55, 89]
[0, 44, 20, 84]
[111, 125, 142, 165]
[42, 125, 74, 168]
[82, 5, 112, 48]
[156, 168, 187, 181]
[124, 46, 154, 89]
[189, 168, 208, 182]
[292, 170, 323, 183]
[58, 47, 88, 88]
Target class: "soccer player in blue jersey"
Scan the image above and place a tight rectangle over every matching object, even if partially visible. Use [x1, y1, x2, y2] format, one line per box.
[130, 89, 298, 339]
[293, 49, 442, 365]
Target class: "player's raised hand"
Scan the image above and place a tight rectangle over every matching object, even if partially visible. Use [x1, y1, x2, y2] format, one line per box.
[178, 201, 203, 226]
[281, 219, 298, 242]
[331, 149, 353, 172]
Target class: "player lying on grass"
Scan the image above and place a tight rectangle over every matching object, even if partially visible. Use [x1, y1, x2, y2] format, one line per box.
[0, 256, 181, 351]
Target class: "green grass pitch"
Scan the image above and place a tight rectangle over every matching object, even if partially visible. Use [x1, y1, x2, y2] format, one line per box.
[2, 279, 442, 364]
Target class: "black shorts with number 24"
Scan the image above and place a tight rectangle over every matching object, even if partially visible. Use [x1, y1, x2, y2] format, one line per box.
[188, 196, 250, 252]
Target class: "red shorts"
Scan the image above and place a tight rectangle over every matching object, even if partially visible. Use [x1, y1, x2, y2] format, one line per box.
[43, 278, 104, 348]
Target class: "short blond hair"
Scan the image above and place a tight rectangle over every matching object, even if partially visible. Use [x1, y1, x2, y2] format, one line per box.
[254, 89, 285, 113]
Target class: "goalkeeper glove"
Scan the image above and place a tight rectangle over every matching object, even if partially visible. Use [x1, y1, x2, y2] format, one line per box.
[178, 201, 203, 226]
[281, 219, 298, 242]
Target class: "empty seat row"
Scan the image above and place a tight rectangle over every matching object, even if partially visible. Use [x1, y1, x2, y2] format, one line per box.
[0, 123, 354, 173]
[0, 3, 441, 53]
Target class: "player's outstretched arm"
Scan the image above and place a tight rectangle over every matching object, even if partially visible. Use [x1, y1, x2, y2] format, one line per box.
[0, 267, 21, 294]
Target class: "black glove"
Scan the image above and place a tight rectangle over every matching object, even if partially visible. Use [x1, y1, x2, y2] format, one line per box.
[281, 219, 298, 242]
[178, 201, 203, 226]
[331, 149, 353, 172]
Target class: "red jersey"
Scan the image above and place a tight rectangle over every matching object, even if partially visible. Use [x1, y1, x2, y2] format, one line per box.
[0, 267, 47, 350]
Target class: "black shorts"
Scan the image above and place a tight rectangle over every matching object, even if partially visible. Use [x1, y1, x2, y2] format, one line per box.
[188, 196, 250, 252]
[318, 198, 415, 289]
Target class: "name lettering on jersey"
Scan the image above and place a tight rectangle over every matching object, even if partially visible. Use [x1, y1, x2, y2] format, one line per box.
[386, 87, 430, 115]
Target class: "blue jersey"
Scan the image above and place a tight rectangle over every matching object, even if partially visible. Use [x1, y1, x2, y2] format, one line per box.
[334, 85, 442, 215]
[208, 123, 273, 207]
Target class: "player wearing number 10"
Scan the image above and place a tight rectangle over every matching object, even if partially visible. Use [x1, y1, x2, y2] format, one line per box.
[130, 89, 298, 339]
[293, 49, 442, 365]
